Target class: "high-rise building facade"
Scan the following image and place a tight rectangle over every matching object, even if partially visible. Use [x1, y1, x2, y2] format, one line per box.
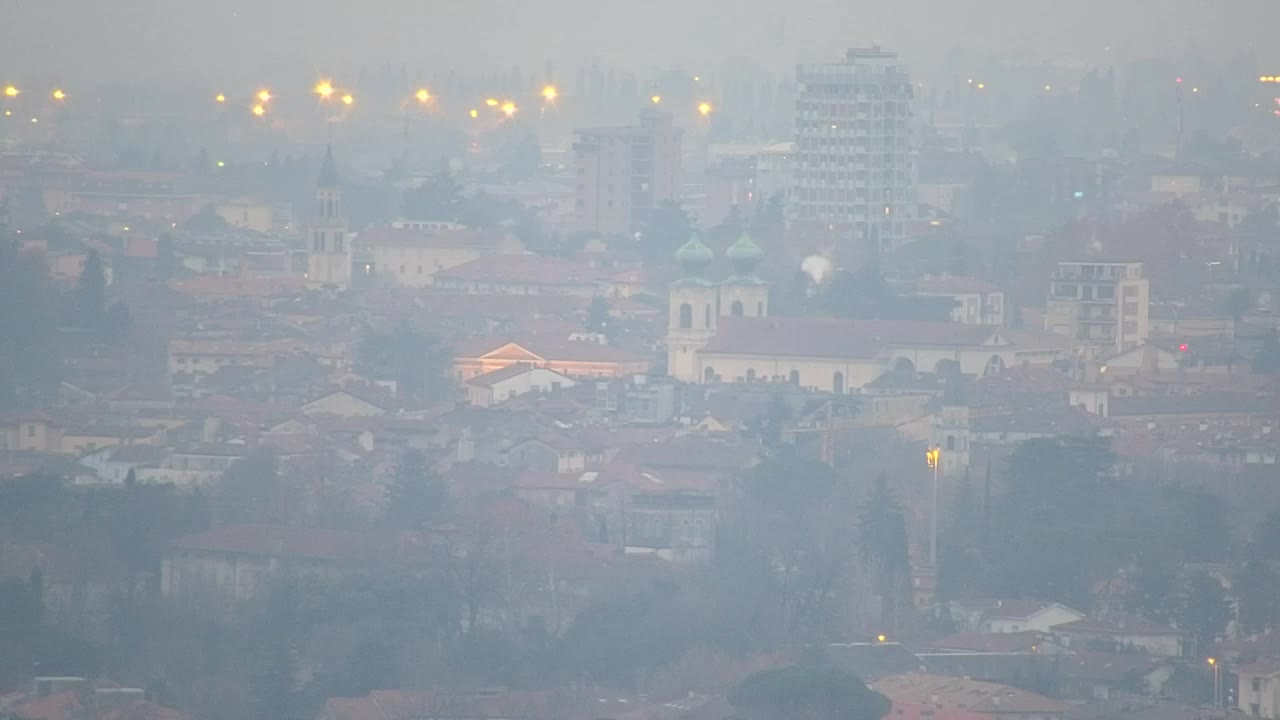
[790, 47, 916, 263]
[574, 110, 682, 236]
[1045, 260, 1150, 355]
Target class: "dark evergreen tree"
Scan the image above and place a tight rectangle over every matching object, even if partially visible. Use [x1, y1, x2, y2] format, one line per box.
[76, 249, 106, 329]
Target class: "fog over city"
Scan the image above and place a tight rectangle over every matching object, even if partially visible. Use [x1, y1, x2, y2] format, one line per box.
[3, 3, 1280, 720]
[4, 0, 1280, 82]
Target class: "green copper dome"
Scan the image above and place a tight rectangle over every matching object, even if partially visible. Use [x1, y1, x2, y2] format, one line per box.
[726, 232, 764, 274]
[675, 233, 714, 273]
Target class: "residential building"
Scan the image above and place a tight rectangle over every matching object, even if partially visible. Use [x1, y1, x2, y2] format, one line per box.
[573, 110, 682, 236]
[305, 145, 352, 290]
[1053, 613, 1186, 657]
[453, 338, 650, 383]
[1236, 660, 1280, 719]
[790, 46, 917, 263]
[216, 199, 291, 233]
[161, 525, 435, 601]
[915, 276, 1006, 326]
[467, 365, 577, 407]
[947, 599, 1086, 634]
[362, 227, 524, 288]
[1045, 260, 1150, 355]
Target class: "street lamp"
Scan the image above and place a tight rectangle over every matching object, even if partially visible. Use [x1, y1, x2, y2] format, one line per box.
[257, 89, 272, 103]
[698, 102, 712, 116]
[251, 104, 266, 117]
[926, 447, 942, 567]
[52, 89, 66, 100]
[341, 94, 354, 106]
[541, 85, 558, 102]
[416, 88, 431, 104]
[501, 101, 517, 117]
[314, 81, 334, 100]
[651, 95, 662, 105]
[3, 85, 18, 97]
[1208, 658, 1221, 707]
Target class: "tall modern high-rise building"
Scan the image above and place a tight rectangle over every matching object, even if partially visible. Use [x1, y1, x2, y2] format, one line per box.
[789, 47, 916, 264]
[573, 110, 682, 236]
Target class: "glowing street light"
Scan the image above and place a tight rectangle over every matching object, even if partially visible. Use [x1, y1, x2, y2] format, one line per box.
[257, 89, 272, 103]
[29, 117, 37, 124]
[541, 85, 558, 102]
[926, 446, 942, 567]
[52, 89, 66, 100]
[877, 634, 887, 643]
[469, 108, 479, 118]
[3, 86, 18, 97]
[341, 93, 354, 105]
[698, 101, 712, 116]
[485, 97, 499, 107]
[415, 88, 431, 103]
[1044, 84, 1052, 92]
[501, 101, 517, 116]
[650, 95, 661, 104]
[216, 160, 225, 168]
[977, 82, 986, 90]
[314, 81, 334, 99]
[215, 93, 226, 103]
[1208, 658, 1221, 707]
[251, 104, 266, 117]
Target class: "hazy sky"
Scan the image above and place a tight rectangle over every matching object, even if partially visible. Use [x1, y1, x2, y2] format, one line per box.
[3, 0, 1277, 86]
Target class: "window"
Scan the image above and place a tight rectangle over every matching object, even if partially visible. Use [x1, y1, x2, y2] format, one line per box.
[731, 300, 744, 316]
[418, 265, 424, 274]
[833, 372, 844, 394]
[789, 370, 800, 385]
[679, 303, 692, 329]
[1253, 678, 1262, 692]
[946, 435, 956, 451]
[757, 301, 764, 316]
[746, 368, 756, 382]
[705, 305, 712, 328]
[26, 425, 35, 437]
[333, 232, 344, 252]
[704, 367, 715, 382]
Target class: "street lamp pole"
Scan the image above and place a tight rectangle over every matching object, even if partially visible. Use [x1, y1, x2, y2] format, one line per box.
[926, 447, 941, 568]
[1208, 658, 1220, 707]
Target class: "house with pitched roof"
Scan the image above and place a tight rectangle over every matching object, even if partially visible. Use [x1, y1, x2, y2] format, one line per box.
[452, 337, 649, 383]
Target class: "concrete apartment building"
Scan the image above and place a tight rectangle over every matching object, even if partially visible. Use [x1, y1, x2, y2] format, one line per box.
[1045, 260, 1150, 355]
[790, 46, 917, 264]
[573, 110, 682, 236]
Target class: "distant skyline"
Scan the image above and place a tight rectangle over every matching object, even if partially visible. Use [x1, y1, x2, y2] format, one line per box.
[2, 0, 1277, 88]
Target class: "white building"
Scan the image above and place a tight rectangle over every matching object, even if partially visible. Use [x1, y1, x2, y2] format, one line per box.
[1045, 260, 1150, 355]
[790, 46, 917, 262]
[1237, 661, 1280, 719]
[466, 365, 576, 407]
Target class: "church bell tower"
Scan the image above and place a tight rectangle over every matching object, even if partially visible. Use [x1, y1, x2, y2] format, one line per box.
[305, 144, 352, 290]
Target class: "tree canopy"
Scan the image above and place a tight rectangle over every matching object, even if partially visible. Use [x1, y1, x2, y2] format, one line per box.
[729, 664, 890, 720]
